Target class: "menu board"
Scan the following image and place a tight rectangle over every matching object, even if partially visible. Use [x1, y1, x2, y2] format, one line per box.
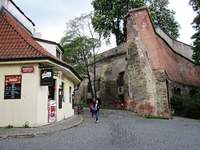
[4, 75, 22, 99]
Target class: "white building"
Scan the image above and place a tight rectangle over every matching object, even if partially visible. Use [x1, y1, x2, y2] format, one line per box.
[0, 0, 81, 127]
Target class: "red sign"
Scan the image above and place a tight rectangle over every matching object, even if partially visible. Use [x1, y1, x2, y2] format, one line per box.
[5, 75, 21, 84]
[21, 66, 34, 73]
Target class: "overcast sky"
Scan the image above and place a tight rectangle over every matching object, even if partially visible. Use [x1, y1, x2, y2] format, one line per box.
[15, 0, 196, 50]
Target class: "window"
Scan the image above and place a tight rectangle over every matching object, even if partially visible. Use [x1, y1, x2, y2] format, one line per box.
[4, 75, 22, 99]
[48, 79, 56, 100]
[58, 82, 64, 109]
[56, 49, 61, 59]
[69, 86, 72, 103]
[62, 82, 65, 102]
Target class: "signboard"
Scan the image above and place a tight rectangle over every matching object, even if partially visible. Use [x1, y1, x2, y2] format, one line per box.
[21, 66, 34, 73]
[4, 75, 22, 99]
[40, 69, 53, 86]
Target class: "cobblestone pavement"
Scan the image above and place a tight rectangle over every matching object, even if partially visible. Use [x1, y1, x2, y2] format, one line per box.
[0, 109, 200, 150]
[0, 115, 83, 139]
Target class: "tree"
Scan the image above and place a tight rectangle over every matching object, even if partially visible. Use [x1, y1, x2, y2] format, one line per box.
[60, 13, 101, 99]
[190, 0, 200, 64]
[92, 0, 145, 46]
[92, 0, 180, 46]
[147, 0, 180, 39]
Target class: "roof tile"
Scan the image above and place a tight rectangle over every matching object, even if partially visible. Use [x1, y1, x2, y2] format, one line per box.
[0, 8, 81, 81]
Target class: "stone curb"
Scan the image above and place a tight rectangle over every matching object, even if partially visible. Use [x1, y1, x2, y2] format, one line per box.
[0, 115, 83, 140]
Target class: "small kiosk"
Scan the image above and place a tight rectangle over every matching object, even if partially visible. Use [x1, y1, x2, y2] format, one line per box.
[0, 1, 81, 127]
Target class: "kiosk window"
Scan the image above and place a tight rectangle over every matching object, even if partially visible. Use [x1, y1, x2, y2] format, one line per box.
[69, 86, 72, 103]
[58, 82, 64, 109]
[4, 75, 22, 99]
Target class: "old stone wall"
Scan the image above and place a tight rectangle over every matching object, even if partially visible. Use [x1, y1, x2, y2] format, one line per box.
[93, 45, 128, 107]
[75, 7, 199, 119]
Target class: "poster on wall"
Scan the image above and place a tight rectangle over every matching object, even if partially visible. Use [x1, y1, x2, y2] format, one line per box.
[48, 100, 56, 123]
[4, 75, 22, 99]
[40, 69, 53, 86]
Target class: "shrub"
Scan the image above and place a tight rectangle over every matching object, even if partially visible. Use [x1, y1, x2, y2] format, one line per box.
[171, 93, 200, 119]
[6, 125, 13, 128]
[23, 121, 30, 128]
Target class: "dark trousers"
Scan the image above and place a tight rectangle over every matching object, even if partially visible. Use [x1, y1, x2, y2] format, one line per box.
[95, 111, 99, 121]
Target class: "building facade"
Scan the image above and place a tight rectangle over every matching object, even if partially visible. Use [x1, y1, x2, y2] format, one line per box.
[78, 7, 200, 118]
[0, 0, 81, 127]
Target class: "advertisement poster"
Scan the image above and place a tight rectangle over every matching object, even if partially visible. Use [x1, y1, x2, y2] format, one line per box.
[4, 75, 22, 99]
[40, 69, 53, 86]
[48, 100, 56, 123]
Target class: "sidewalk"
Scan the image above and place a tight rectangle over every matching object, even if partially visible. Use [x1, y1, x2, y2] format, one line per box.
[0, 115, 83, 140]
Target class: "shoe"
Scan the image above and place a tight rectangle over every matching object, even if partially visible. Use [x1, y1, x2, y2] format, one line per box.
[96, 120, 99, 123]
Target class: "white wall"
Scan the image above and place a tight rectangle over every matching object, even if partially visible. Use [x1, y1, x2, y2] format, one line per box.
[36, 41, 63, 60]
[0, 0, 35, 34]
[0, 64, 39, 127]
[36, 67, 48, 126]
[0, 63, 75, 127]
[55, 73, 74, 122]
[37, 41, 57, 57]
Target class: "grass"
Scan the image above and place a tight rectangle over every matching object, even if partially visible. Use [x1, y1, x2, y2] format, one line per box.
[144, 115, 169, 120]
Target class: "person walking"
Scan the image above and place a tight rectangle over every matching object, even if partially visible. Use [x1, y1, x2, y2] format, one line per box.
[94, 100, 100, 123]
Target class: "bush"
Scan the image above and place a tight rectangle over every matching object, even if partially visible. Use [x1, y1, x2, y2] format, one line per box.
[23, 121, 30, 128]
[6, 125, 13, 128]
[171, 93, 200, 119]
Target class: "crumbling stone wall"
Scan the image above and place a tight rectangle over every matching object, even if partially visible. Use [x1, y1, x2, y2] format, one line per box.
[93, 45, 128, 107]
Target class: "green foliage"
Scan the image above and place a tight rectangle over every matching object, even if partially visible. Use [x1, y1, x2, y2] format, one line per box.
[190, 0, 200, 64]
[62, 37, 92, 75]
[60, 13, 100, 76]
[92, 0, 180, 45]
[171, 93, 200, 119]
[147, 0, 180, 39]
[144, 116, 168, 120]
[92, 0, 145, 45]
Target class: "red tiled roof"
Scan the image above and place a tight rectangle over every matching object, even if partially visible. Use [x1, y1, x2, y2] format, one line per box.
[0, 9, 52, 60]
[0, 8, 81, 80]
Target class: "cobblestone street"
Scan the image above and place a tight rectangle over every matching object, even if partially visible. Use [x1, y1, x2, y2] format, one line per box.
[0, 110, 200, 150]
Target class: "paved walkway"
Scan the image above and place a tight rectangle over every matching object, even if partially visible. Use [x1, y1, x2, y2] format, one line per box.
[0, 110, 200, 150]
[0, 115, 83, 140]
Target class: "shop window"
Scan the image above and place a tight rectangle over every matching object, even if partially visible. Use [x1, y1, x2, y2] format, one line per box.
[4, 75, 22, 99]
[58, 82, 64, 109]
[48, 79, 56, 100]
[69, 86, 72, 103]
